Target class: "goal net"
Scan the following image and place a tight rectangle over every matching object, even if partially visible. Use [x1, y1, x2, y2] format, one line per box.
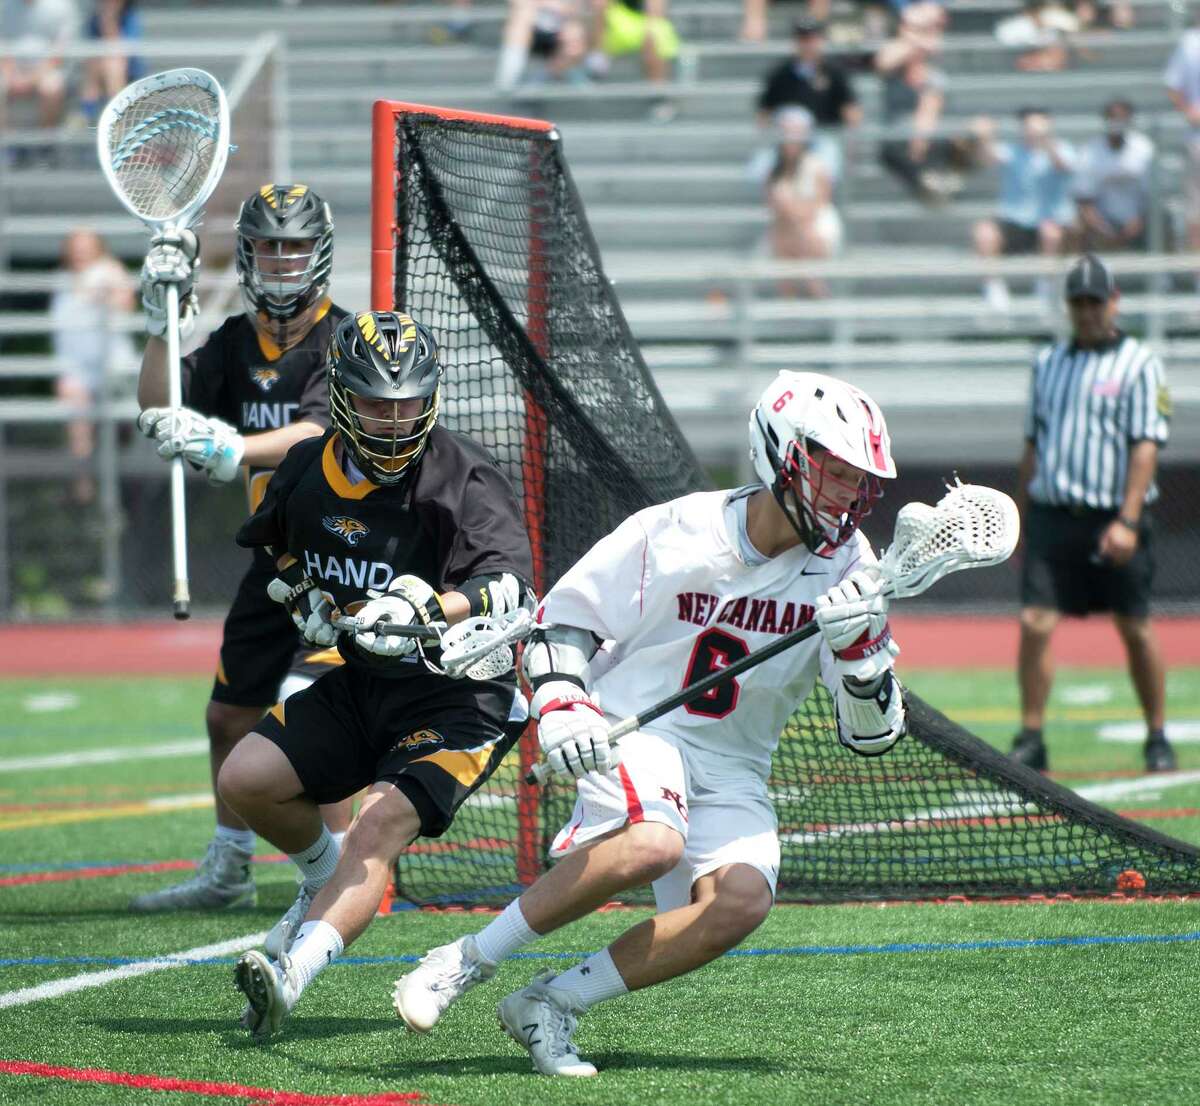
[372, 100, 1200, 906]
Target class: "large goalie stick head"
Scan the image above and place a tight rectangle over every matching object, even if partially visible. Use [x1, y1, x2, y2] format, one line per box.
[878, 481, 1020, 599]
[97, 68, 231, 231]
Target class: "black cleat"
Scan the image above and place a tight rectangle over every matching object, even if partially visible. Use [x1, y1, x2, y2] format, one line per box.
[1144, 737, 1176, 774]
[1010, 732, 1047, 772]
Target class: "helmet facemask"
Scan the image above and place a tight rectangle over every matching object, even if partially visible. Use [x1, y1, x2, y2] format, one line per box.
[330, 386, 440, 486]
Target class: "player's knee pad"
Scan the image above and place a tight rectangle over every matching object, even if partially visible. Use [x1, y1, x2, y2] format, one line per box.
[835, 670, 907, 757]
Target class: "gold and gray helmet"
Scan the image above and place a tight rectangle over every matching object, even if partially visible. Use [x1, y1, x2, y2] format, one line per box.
[328, 311, 442, 485]
[234, 183, 334, 324]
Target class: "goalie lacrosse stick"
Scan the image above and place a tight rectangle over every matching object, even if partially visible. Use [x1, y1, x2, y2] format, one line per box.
[97, 68, 231, 619]
[331, 606, 535, 681]
[527, 482, 1019, 784]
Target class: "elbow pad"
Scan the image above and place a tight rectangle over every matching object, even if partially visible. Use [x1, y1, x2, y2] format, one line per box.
[457, 572, 534, 619]
[521, 623, 599, 699]
[835, 670, 907, 757]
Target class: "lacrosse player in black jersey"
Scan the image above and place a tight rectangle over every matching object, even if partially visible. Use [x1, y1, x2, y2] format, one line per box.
[131, 184, 355, 914]
[217, 310, 535, 1040]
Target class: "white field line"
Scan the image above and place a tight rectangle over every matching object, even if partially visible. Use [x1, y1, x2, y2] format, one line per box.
[781, 771, 1200, 846]
[0, 738, 207, 774]
[0, 931, 267, 1010]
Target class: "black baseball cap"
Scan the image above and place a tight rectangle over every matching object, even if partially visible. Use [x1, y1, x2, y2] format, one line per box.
[792, 15, 826, 35]
[1065, 254, 1117, 301]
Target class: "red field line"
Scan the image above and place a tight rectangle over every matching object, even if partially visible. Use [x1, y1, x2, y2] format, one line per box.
[0, 860, 194, 888]
[0, 1061, 431, 1105]
[1, 615, 1197, 676]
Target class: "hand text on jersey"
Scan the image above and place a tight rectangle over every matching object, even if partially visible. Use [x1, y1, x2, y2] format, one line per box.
[242, 401, 300, 430]
[304, 550, 393, 592]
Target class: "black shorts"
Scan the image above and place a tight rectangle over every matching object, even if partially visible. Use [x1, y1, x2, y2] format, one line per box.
[1020, 503, 1155, 617]
[531, 26, 560, 57]
[255, 664, 522, 838]
[998, 218, 1040, 255]
[210, 564, 344, 709]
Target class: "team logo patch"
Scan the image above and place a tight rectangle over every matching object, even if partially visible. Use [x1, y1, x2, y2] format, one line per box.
[251, 367, 280, 392]
[1157, 385, 1173, 418]
[322, 515, 369, 546]
[393, 729, 443, 753]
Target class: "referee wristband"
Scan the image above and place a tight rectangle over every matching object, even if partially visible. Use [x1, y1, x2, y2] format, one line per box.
[1116, 515, 1140, 533]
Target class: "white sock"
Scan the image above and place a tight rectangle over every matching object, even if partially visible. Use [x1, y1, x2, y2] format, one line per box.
[331, 831, 346, 851]
[214, 825, 256, 854]
[288, 826, 339, 889]
[286, 919, 344, 993]
[551, 947, 628, 1011]
[473, 898, 538, 964]
[495, 44, 527, 91]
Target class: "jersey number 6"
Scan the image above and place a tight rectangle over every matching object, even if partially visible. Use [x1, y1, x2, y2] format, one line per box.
[682, 628, 750, 719]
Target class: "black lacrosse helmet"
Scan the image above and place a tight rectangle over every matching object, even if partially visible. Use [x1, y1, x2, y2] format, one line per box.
[328, 311, 442, 485]
[234, 184, 334, 331]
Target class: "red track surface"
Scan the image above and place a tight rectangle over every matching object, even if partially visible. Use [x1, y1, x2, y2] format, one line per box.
[0, 615, 1196, 676]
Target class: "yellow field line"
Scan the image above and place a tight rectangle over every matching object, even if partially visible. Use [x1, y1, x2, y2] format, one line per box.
[0, 794, 212, 833]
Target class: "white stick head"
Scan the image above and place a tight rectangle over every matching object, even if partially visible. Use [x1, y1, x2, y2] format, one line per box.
[97, 68, 231, 228]
[879, 481, 1020, 599]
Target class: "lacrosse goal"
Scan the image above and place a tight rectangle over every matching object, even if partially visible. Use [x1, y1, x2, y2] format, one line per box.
[371, 100, 1200, 906]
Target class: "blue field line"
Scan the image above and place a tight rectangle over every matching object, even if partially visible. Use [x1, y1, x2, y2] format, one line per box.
[3, 930, 1199, 970]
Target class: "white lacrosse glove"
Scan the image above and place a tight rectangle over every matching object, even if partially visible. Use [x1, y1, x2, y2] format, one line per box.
[266, 562, 338, 647]
[531, 681, 614, 780]
[352, 575, 443, 659]
[137, 405, 245, 484]
[815, 569, 899, 684]
[140, 227, 200, 340]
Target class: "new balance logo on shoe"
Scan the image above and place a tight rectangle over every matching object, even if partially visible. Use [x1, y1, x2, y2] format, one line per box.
[523, 1023, 541, 1047]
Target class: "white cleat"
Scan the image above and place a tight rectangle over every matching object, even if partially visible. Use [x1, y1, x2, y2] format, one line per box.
[392, 935, 496, 1033]
[129, 839, 255, 913]
[263, 882, 315, 960]
[497, 971, 598, 1077]
[234, 949, 299, 1041]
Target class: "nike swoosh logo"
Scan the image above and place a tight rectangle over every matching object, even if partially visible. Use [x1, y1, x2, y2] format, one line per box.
[800, 568, 828, 576]
[306, 842, 330, 865]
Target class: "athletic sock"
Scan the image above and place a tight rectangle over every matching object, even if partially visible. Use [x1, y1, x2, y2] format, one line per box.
[1148, 727, 1168, 744]
[1016, 726, 1043, 745]
[474, 898, 538, 965]
[287, 919, 344, 993]
[214, 824, 256, 854]
[288, 826, 340, 889]
[331, 831, 346, 851]
[552, 948, 628, 1011]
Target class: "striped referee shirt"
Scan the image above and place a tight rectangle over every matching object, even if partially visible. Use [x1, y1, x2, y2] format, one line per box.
[1024, 330, 1170, 509]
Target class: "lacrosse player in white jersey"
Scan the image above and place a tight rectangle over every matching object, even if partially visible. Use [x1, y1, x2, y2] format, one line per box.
[393, 370, 905, 1076]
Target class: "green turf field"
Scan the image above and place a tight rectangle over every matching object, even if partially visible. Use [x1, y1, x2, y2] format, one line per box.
[1, 670, 1199, 1106]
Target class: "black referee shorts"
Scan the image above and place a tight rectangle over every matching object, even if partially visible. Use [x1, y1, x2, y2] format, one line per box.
[254, 665, 523, 838]
[210, 563, 343, 709]
[1021, 503, 1155, 618]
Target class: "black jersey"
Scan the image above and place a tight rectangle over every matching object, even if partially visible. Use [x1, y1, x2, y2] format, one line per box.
[181, 301, 348, 519]
[236, 427, 534, 679]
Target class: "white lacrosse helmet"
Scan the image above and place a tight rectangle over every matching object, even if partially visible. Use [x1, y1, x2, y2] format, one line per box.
[748, 371, 896, 555]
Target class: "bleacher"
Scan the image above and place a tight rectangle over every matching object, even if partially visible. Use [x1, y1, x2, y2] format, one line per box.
[2, 0, 1199, 470]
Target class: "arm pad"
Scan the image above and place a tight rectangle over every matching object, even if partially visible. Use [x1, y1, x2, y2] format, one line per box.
[521, 623, 600, 695]
[456, 571, 534, 619]
[835, 670, 907, 757]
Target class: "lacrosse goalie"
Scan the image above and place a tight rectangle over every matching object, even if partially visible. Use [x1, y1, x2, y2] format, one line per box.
[218, 310, 534, 1040]
[131, 184, 353, 914]
[393, 371, 907, 1076]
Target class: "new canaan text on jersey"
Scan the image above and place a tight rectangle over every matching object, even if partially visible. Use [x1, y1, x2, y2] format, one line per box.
[676, 591, 815, 636]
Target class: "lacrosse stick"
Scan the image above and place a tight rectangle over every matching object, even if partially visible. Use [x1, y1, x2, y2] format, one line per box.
[97, 68, 231, 619]
[331, 606, 535, 681]
[527, 481, 1019, 783]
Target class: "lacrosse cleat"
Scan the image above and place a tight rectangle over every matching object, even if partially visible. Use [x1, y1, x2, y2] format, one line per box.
[263, 881, 315, 960]
[235, 949, 299, 1041]
[497, 971, 598, 1076]
[392, 935, 496, 1033]
[130, 838, 255, 913]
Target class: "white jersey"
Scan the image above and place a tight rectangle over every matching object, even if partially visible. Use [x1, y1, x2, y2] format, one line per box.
[537, 487, 882, 780]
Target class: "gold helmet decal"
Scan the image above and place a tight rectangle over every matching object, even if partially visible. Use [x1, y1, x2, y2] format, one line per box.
[322, 515, 369, 547]
[355, 311, 390, 357]
[258, 183, 310, 209]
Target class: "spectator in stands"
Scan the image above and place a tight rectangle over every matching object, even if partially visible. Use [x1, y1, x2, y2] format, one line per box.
[495, 0, 589, 92]
[972, 109, 1076, 313]
[756, 16, 862, 182]
[79, 0, 144, 125]
[766, 108, 843, 296]
[876, 3, 975, 204]
[0, 0, 80, 130]
[1165, 18, 1200, 279]
[994, 0, 1077, 72]
[587, 0, 680, 119]
[1073, 99, 1155, 252]
[50, 228, 136, 503]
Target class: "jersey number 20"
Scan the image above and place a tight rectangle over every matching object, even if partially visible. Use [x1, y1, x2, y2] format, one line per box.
[682, 628, 750, 719]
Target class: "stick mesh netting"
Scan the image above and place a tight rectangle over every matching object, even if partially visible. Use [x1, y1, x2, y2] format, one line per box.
[374, 104, 1200, 906]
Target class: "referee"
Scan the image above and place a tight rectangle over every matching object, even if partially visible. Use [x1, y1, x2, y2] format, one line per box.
[1012, 253, 1173, 773]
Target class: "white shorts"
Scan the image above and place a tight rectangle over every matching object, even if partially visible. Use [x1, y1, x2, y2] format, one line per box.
[548, 729, 781, 912]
